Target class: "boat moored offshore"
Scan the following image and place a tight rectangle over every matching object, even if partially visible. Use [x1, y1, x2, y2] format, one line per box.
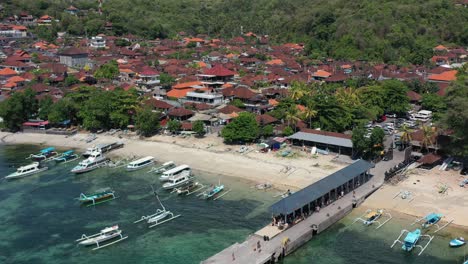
[162, 170, 193, 190]
[29, 147, 58, 161]
[54, 150, 79, 163]
[71, 151, 109, 174]
[449, 237, 466, 247]
[159, 164, 191, 181]
[5, 162, 48, 180]
[402, 229, 421, 251]
[126, 156, 155, 171]
[76, 225, 127, 250]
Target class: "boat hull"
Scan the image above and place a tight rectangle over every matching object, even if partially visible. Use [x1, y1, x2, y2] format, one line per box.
[5, 167, 48, 180]
[79, 232, 121, 246]
[126, 161, 154, 171]
[162, 179, 192, 190]
[449, 239, 466, 247]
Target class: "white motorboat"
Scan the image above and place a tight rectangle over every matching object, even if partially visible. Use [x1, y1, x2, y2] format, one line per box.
[82, 142, 124, 157]
[71, 151, 109, 174]
[148, 161, 176, 174]
[159, 164, 191, 181]
[134, 189, 180, 228]
[126, 156, 154, 171]
[162, 170, 193, 190]
[5, 162, 48, 180]
[76, 225, 127, 250]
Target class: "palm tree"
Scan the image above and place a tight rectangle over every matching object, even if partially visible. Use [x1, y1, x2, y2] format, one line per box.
[336, 87, 361, 108]
[301, 107, 318, 128]
[289, 81, 308, 101]
[421, 125, 436, 151]
[285, 107, 301, 130]
[400, 124, 413, 148]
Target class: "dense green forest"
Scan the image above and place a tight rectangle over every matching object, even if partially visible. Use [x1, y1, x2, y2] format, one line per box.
[1, 0, 467, 63]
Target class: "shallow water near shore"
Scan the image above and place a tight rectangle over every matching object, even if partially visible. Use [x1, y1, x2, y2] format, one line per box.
[1, 144, 467, 264]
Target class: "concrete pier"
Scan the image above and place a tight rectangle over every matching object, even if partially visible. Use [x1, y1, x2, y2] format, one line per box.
[203, 152, 404, 264]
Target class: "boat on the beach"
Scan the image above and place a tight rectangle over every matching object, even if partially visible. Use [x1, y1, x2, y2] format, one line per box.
[54, 150, 79, 163]
[85, 133, 97, 143]
[363, 209, 384, 226]
[174, 181, 205, 195]
[255, 182, 272, 190]
[422, 213, 443, 228]
[148, 161, 176, 174]
[449, 237, 466, 247]
[71, 151, 109, 174]
[82, 142, 124, 157]
[29, 147, 58, 161]
[159, 164, 191, 181]
[162, 170, 193, 190]
[79, 187, 116, 206]
[5, 162, 48, 179]
[126, 156, 154, 171]
[402, 229, 421, 251]
[76, 225, 127, 250]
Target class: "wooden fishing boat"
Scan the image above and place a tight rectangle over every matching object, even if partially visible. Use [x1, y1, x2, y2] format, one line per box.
[76, 225, 127, 250]
[29, 147, 58, 161]
[363, 209, 384, 226]
[54, 150, 79, 163]
[5, 162, 48, 180]
[449, 237, 466, 247]
[134, 188, 180, 228]
[402, 229, 421, 252]
[422, 213, 443, 228]
[79, 188, 116, 206]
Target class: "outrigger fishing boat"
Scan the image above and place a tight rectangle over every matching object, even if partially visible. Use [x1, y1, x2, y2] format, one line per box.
[126, 156, 154, 171]
[148, 161, 176, 174]
[29, 147, 58, 161]
[54, 150, 79, 163]
[78, 188, 117, 206]
[162, 171, 193, 190]
[353, 209, 392, 229]
[422, 213, 443, 228]
[5, 162, 48, 180]
[172, 181, 205, 196]
[76, 225, 127, 250]
[159, 164, 191, 181]
[134, 189, 180, 228]
[449, 237, 466, 247]
[71, 151, 109, 174]
[198, 180, 232, 200]
[391, 228, 434, 256]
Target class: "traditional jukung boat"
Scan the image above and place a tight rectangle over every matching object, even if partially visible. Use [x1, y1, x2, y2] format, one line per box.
[76, 225, 127, 250]
[449, 237, 466, 247]
[71, 151, 109, 174]
[126, 156, 155, 171]
[148, 161, 176, 174]
[5, 162, 48, 180]
[134, 189, 180, 228]
[79, 188, 116, 206]
[402, 229, 421, 251]
[363, 209, 384, 226]
[159, 164, 191, 181]
[162, 171, 193, 190]
[198, 180, 232, 200]
[422, 213, 443, 228]
[29, 147, 58, 161]
[54, 150, 79, 163]
[82, 142, 124, 157]
[173, 181, 205, 196]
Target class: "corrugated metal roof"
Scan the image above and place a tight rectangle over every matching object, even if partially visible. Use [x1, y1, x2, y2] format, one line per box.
[270, 160, 373, 215]
[288, 131, 353, 148]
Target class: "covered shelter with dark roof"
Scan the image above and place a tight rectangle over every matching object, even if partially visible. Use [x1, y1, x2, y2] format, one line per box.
[288, 128, 354, 155]
[270, 160, 374, 222]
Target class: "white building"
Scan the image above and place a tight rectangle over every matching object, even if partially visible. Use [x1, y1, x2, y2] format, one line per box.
[184, 91, 223, 105]
[89, 36, 106, 49]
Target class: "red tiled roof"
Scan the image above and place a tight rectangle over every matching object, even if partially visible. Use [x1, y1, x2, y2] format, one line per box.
[0, 68, 17, 76]
[181, 122, 193, 130]
[173, 81, 203, 89]
[203, 64, 236, 77]
[407, 91, 422, 101]
[418, 153, 442, 165]
[428, 70, 457, 82]
[300, 128, 352, 139]
[256, 114, 278, 125]
[145, 98, 173, 109]
[232, 86, 256, 99]
[168, 107, 194, 117]
[166, 88, 195, 98]
[218, 105, 243, 114]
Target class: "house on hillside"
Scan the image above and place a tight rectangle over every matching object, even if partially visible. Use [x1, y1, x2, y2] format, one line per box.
[58, 47, 89, 68]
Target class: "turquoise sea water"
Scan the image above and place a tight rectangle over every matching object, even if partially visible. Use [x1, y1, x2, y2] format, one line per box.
[1, 144, 467, 264]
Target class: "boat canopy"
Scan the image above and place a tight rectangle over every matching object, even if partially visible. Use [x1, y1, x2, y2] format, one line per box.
[404, 229, 421, 243]
[63, 150, 75, 155]
[129, 156, 154, 165]
[40, 147, 55, 153]
[162, 164, 190, 176]
[425, 213, 442, 221]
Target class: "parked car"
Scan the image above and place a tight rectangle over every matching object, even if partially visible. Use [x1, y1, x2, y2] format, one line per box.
[385, 113, 397, 118]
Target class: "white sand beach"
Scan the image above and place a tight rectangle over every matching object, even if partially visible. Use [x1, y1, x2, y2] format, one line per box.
[0, 131, 346, 190]
[362, 167, 468, 227]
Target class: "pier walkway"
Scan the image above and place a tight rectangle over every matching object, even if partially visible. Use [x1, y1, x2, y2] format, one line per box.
[203, 152, 405, 264]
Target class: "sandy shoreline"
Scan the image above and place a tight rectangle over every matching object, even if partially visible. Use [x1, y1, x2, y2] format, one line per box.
[0, 131, 346, 191]
[361, 167, 468, 228]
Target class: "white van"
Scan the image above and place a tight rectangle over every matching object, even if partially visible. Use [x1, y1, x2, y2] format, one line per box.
[410, 110, 432, 122]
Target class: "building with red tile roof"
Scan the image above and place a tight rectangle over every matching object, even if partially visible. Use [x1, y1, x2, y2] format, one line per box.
[428, 70, 458, 82]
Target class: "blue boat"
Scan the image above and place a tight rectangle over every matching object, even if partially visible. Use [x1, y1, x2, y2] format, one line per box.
[449, 237, 465, 247]
[402, 229, 421, 251]
[54, 150, 79, 163]
[422, 213, 443, 228]
[203, 184, 224, 199]
[29, 147, 58, 161]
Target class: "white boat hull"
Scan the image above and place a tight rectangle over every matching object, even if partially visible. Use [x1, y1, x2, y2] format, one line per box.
[163, 179, 192, 190]
[79, 231, 122, 246]
[5, 167, 48, 180]
[126, 161, 154, 171]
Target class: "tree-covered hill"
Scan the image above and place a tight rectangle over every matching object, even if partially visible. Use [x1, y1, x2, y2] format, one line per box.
[2, 0, 467, 63]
